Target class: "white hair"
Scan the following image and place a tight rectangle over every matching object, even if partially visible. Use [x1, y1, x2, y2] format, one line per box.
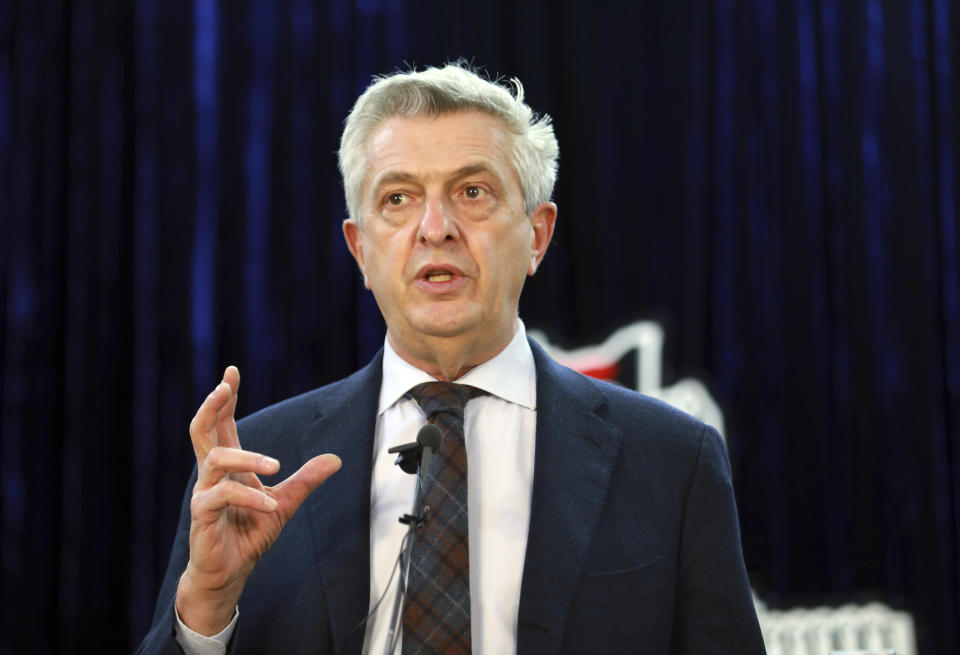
[338, 63, 559, 223]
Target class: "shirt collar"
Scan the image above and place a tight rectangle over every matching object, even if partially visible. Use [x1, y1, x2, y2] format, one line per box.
[378, 319, 537, 415]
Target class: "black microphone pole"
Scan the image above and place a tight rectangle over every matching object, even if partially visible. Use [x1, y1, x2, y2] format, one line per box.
[383, 423, 443, 653]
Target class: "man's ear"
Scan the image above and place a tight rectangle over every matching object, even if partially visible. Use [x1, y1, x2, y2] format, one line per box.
[528, 202, 558, 275]
[342, 219, 369, 288]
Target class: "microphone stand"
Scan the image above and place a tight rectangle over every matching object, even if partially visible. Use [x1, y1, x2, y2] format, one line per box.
[382, 441, 431, 654]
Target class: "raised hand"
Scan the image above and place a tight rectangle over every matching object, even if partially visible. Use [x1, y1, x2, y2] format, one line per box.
[175, 366, 341, 635]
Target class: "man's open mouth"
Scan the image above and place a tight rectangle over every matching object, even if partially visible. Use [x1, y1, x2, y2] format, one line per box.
[425, 272, 454, 283]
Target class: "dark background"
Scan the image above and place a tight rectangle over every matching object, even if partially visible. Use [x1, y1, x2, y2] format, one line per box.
[3, 0, 959, 652]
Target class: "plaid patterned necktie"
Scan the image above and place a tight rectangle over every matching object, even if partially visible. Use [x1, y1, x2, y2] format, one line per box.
[402, 382, 485, 655]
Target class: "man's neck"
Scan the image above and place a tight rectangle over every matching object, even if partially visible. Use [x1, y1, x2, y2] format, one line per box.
[386, 324, 518, 382]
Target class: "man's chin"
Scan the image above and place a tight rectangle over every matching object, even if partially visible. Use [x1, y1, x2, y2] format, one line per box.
[409, 319, 474, 339]
[400, 302, 478, 336]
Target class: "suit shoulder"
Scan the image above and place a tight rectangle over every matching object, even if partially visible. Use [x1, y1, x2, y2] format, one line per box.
[594, 376, 710, 430]
[581, 374, 724, 458]
[585, 377, 733, 494]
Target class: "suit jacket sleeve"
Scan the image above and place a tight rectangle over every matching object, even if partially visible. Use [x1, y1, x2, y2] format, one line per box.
[134, 467, 196, 655]
[671, 425, 764, 653]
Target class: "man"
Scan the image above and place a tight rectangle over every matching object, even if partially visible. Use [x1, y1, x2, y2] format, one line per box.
[137, 63, 765, 654]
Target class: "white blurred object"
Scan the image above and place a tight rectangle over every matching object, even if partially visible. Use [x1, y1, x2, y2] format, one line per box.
[755, 598, 916, 655]
[529, 321, 725, 438]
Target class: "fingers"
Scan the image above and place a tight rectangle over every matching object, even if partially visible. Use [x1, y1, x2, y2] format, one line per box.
[197, 446, 280, 488]
[189, 366, 242, 463]
[191, 450, 341, 521]
[191, 478, 278, 516]
[271, 454, 343, 518]
[222, 365, 240, 396]
[216, 366, 242, 449]
[192, 445, 280, 518]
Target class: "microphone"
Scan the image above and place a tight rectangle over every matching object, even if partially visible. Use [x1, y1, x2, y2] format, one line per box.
[388, 423, 443, 475]
[416, 423, 442, 479]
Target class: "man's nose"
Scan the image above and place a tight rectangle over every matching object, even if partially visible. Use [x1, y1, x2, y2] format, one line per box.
[417, 200, 459, 246]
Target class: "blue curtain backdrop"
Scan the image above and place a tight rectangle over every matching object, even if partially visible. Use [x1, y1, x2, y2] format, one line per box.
[2, 0, 959, 652]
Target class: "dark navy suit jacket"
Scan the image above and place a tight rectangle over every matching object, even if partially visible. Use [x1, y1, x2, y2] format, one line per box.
[137, 340, 765, 654]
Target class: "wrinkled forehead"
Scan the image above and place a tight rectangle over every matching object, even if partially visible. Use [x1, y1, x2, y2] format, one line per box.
[361, 110, 520, 196]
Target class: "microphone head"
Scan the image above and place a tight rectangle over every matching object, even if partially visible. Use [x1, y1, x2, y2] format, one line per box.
[416, 423, 443, 451]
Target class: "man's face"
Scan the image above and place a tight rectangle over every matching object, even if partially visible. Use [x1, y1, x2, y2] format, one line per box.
[343, 110, 556, 375]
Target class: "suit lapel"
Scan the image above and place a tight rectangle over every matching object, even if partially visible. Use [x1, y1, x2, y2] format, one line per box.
[298, 351, 383, 654]
[517, 340, 624, 654]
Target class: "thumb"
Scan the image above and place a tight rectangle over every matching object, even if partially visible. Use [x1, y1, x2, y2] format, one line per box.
[271, 453, 342, 518]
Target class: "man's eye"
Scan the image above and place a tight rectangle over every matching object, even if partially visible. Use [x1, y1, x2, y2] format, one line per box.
[464, 186, 485, 199]
[387, 193, 406, 206]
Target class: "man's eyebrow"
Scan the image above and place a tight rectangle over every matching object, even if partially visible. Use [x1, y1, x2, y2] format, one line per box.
[370, 164, 504, 194]
[450, 163, 501, 182]
[370, 171, 419, 193]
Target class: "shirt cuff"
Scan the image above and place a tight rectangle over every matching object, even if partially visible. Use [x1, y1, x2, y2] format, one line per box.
[173, 605, 238, 655]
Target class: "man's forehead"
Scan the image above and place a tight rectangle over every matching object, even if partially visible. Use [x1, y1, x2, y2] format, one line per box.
[368, 111, 509, 150]
[362, 111, 518, 188]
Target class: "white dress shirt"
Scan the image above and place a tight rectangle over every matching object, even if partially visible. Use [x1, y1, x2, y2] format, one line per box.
[364, 321, 537, 654]
[176, 321, 537, 655]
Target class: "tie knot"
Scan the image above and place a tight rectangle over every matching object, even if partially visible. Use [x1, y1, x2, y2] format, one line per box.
[407, 382, 485, 422]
